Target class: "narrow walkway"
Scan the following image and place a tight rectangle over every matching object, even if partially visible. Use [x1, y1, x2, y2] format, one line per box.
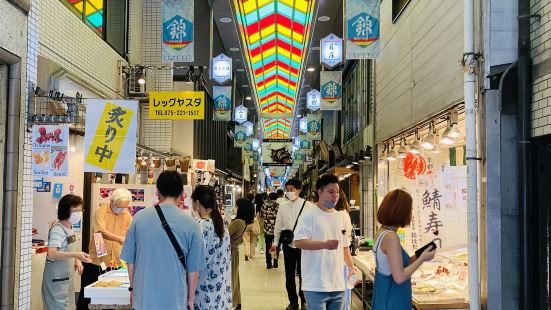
[239, 250, 364, 309]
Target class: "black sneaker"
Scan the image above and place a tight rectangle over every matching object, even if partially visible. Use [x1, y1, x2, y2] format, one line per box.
[267, 264, 273, 269]
[245, 256, 249, 261]
[273, 259, 278, 268]
[285, 304, 299, 310]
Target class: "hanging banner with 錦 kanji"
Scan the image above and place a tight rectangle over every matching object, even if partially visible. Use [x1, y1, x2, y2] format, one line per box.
[320, 71, 342, 111]
[162, 0, 194, 62]
[234, 125, 247, 148]
[345, 0, 380, 59]
[213, 86, 232, 121]
[306, 114, 322, 141]
[84, 99, 138, 173]
[299, 134, 312, 155]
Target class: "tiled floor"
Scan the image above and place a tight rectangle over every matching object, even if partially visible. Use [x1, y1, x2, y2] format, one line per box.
[239, 249, 364, 310]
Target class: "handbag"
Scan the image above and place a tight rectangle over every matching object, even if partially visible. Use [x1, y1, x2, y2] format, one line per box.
[279, 200, 306, 245]
[252, 218, 261, 235]
[154, 205, 186, 271]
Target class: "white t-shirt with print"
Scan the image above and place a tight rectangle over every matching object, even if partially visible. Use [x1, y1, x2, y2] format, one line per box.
[293, 206, 350, 292]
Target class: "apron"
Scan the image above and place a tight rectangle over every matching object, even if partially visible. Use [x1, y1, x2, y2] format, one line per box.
[42, 223, 77, 310]
[372, 230, 412, 310]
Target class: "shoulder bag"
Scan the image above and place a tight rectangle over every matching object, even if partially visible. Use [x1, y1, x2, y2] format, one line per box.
[154, 205, 186, 271]
[279, 200, 306, 245]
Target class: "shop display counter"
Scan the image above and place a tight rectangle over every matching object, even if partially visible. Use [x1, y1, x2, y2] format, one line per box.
[353, 249, 469, 310]
[84, 270, 131, 307]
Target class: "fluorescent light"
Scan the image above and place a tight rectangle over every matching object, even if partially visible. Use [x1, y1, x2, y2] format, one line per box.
[230, 47, 240, 52]
[318, 16, 331, 22]
[421, 132, 435, 150]
[220, 17, 232, 23]
[245, 96, 252, 100]
[236, 68, 245, 72]
[307, 67, 316, 72]
[138, 77, 146, 85]
[312, 46, 320, 51]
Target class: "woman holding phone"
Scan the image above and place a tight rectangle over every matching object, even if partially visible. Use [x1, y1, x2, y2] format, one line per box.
[372, 189, 436, 310]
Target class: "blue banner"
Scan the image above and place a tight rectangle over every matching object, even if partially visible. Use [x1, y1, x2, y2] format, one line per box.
[213, 86, 232, 121]
[320, 71, 342, 111]
[307, 114, 322, 140]
[345, 0, 380, 59]
[162, 0, 194, 62]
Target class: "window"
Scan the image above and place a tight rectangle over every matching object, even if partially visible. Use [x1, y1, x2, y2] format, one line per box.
[60, 0, 128, 56]
[392, 0, 411, 22]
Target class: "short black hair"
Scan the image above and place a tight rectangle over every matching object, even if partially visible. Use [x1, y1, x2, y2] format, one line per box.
[246, 193, 255, 202]
[156, 171, 184, 198]
[276, 189, 284, 197]
[285, 179, 302, 190]
[235, 198, 255, 224]
[269, 192, 278, 201]
[316, 174, 339, 191]
[58, 194, 83, 220]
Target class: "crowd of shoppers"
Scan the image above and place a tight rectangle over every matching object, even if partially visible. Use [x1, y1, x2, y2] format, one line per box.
[41, 170, 435, 310]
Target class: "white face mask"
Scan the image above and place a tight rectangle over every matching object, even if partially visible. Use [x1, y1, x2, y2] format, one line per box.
[113, 207, 126, 214]
[285, 191, 297, 200]
[68, 211, 82, 225]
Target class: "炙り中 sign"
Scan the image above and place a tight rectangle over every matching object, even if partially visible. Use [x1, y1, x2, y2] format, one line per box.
[149, 91, 205, 120]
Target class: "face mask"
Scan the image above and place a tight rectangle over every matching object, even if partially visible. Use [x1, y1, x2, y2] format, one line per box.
[68, 211, 82, 225]
[113, 207, 126, 214]
[285, 191, 297, 200]
[323, 199, 336, 209]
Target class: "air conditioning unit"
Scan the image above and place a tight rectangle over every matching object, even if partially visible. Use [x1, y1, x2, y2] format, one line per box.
[127, 67, 146, 96]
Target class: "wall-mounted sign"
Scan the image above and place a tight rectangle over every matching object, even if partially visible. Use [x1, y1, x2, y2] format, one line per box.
[213, 86, 232, 121]
[345, 0, 381, 59]
[84, 99, 138, 173]
[162, 0, 194, 62]
[149, 91, 205, 120]
[32, 125, 69, 177]
[211, 54, 232, 84]
[321, 33, 343, 69]
[299, 117, 308, 133]
[307, 89, 321, 111]
[320, 71, 343, 111]
[261, 139, 293, 166]
[234, 125, 247, 147]
[243, 121, 254, 137]
[307, 114, 322, 140]
[234, 105, 248, 124]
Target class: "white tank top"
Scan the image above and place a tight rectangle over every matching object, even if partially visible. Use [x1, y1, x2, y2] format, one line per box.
[374, 230, 393, 276]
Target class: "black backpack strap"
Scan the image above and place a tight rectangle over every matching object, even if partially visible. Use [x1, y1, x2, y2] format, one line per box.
[292, 200, 307, 232]
[154, 205, 186, 270]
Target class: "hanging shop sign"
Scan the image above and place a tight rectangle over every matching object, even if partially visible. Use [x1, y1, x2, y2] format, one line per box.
[234, 105, 248, 124]
[306, 89, 321, 111]
[261, 139, 293, 166]
[243, 121, 254, 137]
[234, 125, 247, 147]
[213, 86, 232, 121]
[243, 138, 254, 156]
[162, 0, 194, 62]
[345, 0, 380, 59]
[307, 114, 322, 140]
[84, 99, 138, 173]
[299, 134, 312, 154]
[252, 138, 260, 150]
[321, 34, 343, 69]
[299, 117, 308, 134]
[192, 159, 216, 186]
[293, 152, 304, 165]
[191, 159, 215, 172]
[320, 71, 343, 111]
[32, 124, 69, 177]
[267, 166, 288, 178]
[211, 54, 232, 84]
[149, 91, 205, 120]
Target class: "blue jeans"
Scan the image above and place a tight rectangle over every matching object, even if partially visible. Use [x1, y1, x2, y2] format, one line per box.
[303, 291, 344, 310]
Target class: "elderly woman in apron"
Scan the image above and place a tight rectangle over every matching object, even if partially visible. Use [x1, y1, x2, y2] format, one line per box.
[42, 194, 92, 309]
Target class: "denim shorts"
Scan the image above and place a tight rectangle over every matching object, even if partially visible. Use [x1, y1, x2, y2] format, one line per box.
[303, 291, 345, 310]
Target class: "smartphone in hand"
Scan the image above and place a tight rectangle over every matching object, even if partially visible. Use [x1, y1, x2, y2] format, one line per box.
[414, 241, 437, 258]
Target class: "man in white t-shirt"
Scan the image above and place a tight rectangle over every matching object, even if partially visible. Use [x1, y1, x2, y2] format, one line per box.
[293, 174, 357, 310]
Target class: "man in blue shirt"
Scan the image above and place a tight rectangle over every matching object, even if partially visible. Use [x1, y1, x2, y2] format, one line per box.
[121, 171, 204, 309]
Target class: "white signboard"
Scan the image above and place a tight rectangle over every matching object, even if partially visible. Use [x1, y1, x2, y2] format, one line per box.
[321, 34, 343, 69]
[234, 105, 248, 124]
[306, 89, 321, 111]
[211, 54, 232, 84]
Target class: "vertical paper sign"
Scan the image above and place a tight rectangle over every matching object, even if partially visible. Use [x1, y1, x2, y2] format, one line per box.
[307, 89, 321, 111]
[84, 99, 138, 173]
[320, 71, 343, 111]
[345, 0, 380, 59]
[234, 125, 247, 147]
[211, 54, 232, 84]
[213, 86, 232, 121]
[299, 117, 308, 133]
[307, 114, 322, 140]
[32, 125, 69, 177]
[162, 0, 194, 62]
[321, 34, 343, 69]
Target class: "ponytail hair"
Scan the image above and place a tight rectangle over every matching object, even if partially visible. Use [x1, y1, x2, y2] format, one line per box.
[191, 185, 225, 241]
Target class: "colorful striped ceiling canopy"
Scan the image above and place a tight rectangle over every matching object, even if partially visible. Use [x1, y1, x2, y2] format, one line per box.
[233, 0, 316, 139]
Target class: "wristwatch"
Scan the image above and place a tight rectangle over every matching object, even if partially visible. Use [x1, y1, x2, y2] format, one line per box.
[128, 287, 133, 292]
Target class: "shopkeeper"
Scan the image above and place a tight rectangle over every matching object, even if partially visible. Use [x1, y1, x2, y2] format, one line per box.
[77, 188, 133, 310]
[42, 194, 92, 310]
